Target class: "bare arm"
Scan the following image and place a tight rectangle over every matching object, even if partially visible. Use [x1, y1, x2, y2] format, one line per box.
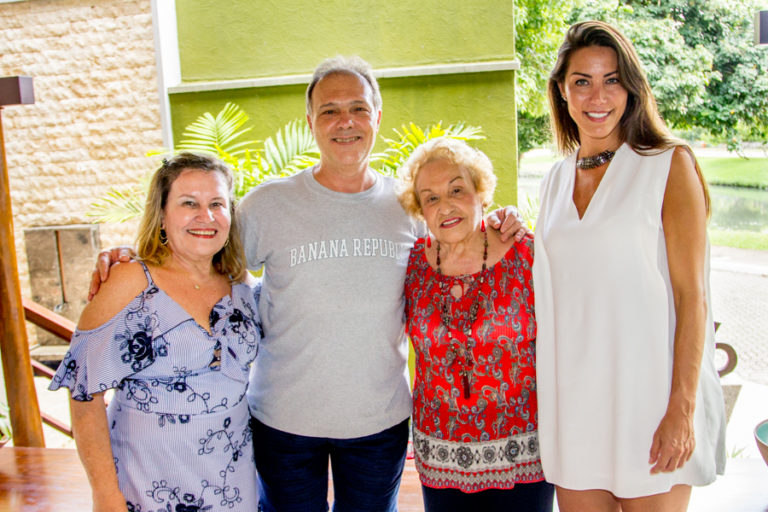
[70, 394, 128, 511]
[649, 146, 708, 474]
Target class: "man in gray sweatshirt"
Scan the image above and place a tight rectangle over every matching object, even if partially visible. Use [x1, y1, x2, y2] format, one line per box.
[238, 56, 416, 512]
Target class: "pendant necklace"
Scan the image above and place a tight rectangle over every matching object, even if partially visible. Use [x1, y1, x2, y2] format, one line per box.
[435, 227, 488, 399]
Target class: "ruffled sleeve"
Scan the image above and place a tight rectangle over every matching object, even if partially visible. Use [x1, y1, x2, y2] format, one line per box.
[48, 285, 164, 401]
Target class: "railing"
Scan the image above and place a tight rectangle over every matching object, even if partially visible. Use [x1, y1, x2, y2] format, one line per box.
[22, 297, 74, 437]
[17, 300, 738, 442]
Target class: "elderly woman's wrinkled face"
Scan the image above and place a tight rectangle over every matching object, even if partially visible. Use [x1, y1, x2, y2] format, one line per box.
[162, 169, 231, 261]
[415, 158, 483, 245]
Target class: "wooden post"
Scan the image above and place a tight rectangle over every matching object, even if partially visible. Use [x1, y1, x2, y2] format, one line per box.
[0, 76, 44, 447]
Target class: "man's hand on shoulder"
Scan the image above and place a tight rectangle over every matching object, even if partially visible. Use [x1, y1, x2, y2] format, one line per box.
[80, 260, 147, 331]
[88, 246, 137, 301]
[487, 205, 532, 243]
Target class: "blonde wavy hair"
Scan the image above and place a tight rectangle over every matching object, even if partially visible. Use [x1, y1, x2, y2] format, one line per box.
[397, 138, 496, 220]
[136, 152, 247, 282]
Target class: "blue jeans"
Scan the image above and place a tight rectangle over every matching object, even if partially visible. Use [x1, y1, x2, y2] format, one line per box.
[421, 481, 555, 512]
[251, 417, 409, 512]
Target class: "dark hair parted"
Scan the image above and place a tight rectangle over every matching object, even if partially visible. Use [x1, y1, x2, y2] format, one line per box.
[548, 20, 709, 212]
[135, 152, 247, 282]
[306, 55, 382, 115]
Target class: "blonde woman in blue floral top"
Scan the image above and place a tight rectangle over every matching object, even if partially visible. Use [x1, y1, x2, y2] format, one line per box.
[50, 153, 262, 512]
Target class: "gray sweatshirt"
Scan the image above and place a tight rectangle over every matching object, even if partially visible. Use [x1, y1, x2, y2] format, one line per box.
[238, 168, 419, 438]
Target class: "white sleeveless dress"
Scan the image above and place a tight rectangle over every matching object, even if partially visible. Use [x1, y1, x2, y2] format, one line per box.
[533, 144, 726, 498]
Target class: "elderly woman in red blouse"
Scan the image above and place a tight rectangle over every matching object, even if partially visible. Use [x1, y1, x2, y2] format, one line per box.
[397, 137, 553, 512]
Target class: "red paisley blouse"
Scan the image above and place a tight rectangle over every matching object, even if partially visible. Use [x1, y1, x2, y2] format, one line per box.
[404, 234, 543, 492]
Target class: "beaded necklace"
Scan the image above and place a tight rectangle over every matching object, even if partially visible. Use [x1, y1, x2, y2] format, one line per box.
[435, 227, 488, 399]
[576, 149, 616, 169]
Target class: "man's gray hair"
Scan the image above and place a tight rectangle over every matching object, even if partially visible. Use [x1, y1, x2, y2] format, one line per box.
[306, 55, 382, 115]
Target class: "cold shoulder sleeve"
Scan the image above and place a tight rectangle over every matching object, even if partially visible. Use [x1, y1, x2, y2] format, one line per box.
[48, 284, 165, 401]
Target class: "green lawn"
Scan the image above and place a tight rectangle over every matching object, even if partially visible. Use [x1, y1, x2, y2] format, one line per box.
[680, 157, 768, 250]
[521, 153, 768, 188]
[708, 229, 768, 250]
[519, 151, 768, 251]
[698, 157, 768, 189]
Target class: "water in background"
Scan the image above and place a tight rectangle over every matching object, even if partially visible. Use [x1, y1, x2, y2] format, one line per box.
[517, 176, 768, 234]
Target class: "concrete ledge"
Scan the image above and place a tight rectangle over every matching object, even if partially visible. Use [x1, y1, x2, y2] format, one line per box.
[168, 60, 521, 94]
[29, 345, 69, 362]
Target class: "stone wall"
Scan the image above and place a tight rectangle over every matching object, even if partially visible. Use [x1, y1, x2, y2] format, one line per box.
[0, 0, 162, 339]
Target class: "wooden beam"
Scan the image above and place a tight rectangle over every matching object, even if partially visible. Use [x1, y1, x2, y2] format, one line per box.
[22, 297, 75, 343]
[30, 359, 55, 380]
[0, 104, 44, 447]
[40, 411, 72, 438]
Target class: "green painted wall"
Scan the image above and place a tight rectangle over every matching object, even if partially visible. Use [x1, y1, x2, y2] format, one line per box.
[177, 0, 514, 80]
[171, 0, 519, 207]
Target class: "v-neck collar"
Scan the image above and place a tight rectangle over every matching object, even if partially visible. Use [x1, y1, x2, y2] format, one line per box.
[142, 262, 233, 337]
[569, 143, 626, 221]
[156, 288, 233, 337]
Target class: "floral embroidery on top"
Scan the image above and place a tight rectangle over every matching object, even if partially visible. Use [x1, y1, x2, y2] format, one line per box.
[48, 263, 262, 510]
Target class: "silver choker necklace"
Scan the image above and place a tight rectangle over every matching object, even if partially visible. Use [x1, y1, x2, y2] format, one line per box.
[576, 149, 616, 169]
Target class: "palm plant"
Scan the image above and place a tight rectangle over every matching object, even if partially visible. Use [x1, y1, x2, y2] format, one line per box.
[370, 121, 485, 176]
[518, 194, 539, 231]
[87, 182, 147, 224]
[260, 118, 320, 179]
[87, 103, 320, 223]
[88, 103, 487, 223]
[173, 102, 257, 158]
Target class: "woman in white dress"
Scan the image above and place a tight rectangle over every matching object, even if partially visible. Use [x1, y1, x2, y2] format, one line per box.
[533, 21, 726, 511]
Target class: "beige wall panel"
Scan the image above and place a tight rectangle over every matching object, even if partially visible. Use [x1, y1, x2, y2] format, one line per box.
[0, 0, 162, 328]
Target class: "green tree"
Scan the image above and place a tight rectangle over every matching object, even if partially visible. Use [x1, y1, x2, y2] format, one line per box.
[514, 0, 575, 155]
[570, 0, 768, 152]
[569, 1, 715, 125]
[515, 0, 576, 117]
[516, 112, 551, 160]
[666, 0, 768, 148]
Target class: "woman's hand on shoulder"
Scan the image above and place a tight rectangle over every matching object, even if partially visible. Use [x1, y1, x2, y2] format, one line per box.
[78, 261, 148, 331]
[648, 404, 696, 474]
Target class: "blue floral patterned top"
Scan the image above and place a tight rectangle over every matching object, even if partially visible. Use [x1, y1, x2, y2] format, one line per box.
[49, 262, 262, 511]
